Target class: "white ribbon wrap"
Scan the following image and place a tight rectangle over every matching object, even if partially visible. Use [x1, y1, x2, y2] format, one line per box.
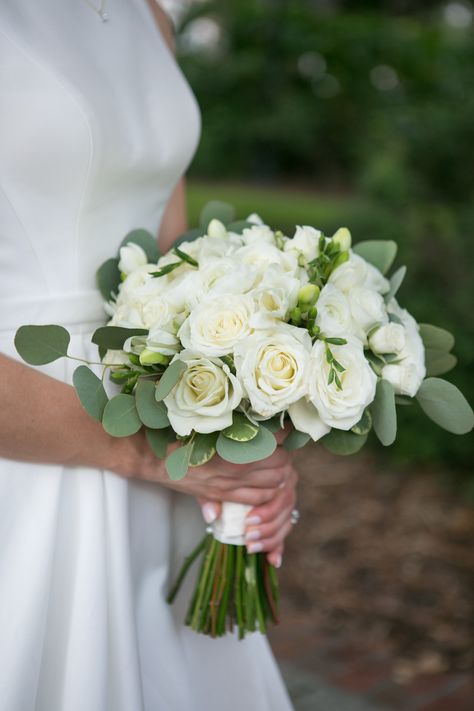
[212, 501, 252, 545]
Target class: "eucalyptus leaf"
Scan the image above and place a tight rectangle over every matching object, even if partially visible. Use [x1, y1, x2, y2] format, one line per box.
[261, 416, 282, 434]
[395, 395, 413, 406]
[166, 443, 192, 480]
[92, 326, 148, 350]
[419, 323, 455, 352]
[425, 349, 457, 377]
[102, 394, 142, 437]
[385, 265, 407, 303]
[283, 429, 311, 451]
[371, 379, 397, 446]
[15, 324, 70, 365]
[199, 200, 235, 231]
[73, 365, 108, 421]
[351, 410, 372, 436]
[226, 220, 254, 234]
[216, 426, 277, 464]
[135, 378, 170, 428]
[155, 360, 187, 401]
[96, 258, 120, 301]
[223, 411, 259, 442]
[190, 432, 218, 466]
[321, 429, 368, 455]
[173, 227, 204, 248]
[353, 240, 397, 274]
[416, 378, 473, 434]
[120, 228, 159, 262]
[146, 427, 172, 459]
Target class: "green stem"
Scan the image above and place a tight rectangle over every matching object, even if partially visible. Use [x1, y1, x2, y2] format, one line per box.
[191, 538, 218, 631]
[166, 533, 209, 604]
[217, 545, 234, 636]
[235, 545, 245, 640]
[197, 539, 221, 632]
[253, 554, 267, 634]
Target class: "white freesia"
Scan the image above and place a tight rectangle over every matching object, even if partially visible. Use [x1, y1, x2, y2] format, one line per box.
[302, 336, 377, 431]
[145, 321, 182, 356]
[381, 300, 426, 396]
[234, 324, 311, 418]
[284, 225, 321, 263]
[207, 218, 228, 239]
[163, 350, 243, 436]
[329, 252, 389, 294]
[246, 212, 265, 225]
[369, 322, 406, 354]
[118, 242, 148, 275]
[104, 349, 130, 368]
[315, 284, 353, 338]
[178, 293, 255, 356]
[241, 224, 276, 245]
[348, 286, 388, 343]
[236, 242, 299, 280]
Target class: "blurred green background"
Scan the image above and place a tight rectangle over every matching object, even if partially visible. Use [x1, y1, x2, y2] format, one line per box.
[170, 0, 473, 476]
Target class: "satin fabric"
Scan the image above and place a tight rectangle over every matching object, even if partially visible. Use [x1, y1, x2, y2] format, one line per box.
[0, 2, 293, 709]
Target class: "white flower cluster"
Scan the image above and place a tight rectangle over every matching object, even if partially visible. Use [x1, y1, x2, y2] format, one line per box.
[106, 217, 425, 440]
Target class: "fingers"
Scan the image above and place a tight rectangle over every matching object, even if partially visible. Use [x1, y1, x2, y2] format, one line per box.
[245, 504, 293, 544]
[274, 421, 293, 446]
[245, 518, 293, 557]
[244, 467, 297, 524]
[267, 543, 284, 569]
[197, 497, 222, 524]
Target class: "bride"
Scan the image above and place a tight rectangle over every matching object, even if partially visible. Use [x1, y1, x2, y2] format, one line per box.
[0, 1, 297, 709]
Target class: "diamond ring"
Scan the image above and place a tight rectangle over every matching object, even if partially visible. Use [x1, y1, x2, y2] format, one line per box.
[290, 509, 300, 525]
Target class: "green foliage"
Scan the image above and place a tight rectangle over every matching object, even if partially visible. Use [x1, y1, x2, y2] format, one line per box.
[73, 366, 108, 422]
[353, 240, 397, 274]
[321, 429, 368, 455]
[135, 378, 170, 428]
[385, 266, 407, 303]
[146, 427, 172, 459]
[371, 380, 397, 446]
[189, 432, 218, 466]
[166, 442, 192, 480]
[96, 258, 120, 301]
[15, 325, 70, 365]
[120, 229, 159, 262]
[283, 429, 311, 451]
[102, 394, 142, 437]
[222, 411, 259, 441]
[199, 200, 235, 231]
[216, 426, 277, 464]
[92, 326, 148, 351]
[155, 360, 186, 401]
[416, 378, 474, 435]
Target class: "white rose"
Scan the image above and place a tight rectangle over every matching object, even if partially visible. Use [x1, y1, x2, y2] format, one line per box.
[234, 325, 311, 418]
[369, 323, 406, 354]
[199, 257, 256, 296]
[284, 225, 321, 263]
[235, 242, 298, 280]
[302, 336, 376, 431]
[248, 266, 300, 328]
[198, 233, 242, 261]
[164, 351, 243, 436]
[315, 284, 353, 338]
[241, 224, 276, 245]
[329, 252, 389, 294]
[381, 299, 426, 396]
[348, 286, 388, 343]
[178, 293, 255, 356]
[145, 322, 182, 356]
[118, 242, 148, 275]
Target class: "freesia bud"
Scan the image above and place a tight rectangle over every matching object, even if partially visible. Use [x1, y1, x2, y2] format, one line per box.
[290, 307, 302, 325]
[332, 250, 350, 269]
[207, 219, 227, 239]
[139, 349, 170, 366]
[332, 228, 352, 252]
[298, 284, 320, 306]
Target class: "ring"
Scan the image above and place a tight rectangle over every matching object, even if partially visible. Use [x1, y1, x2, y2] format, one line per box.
[290, 509, 300, 525]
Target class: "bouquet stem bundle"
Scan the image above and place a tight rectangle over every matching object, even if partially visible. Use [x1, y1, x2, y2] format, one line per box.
[167, 534, 280, 638]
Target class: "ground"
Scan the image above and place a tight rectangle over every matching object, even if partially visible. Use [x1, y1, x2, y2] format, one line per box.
[269, 444, 473, 710]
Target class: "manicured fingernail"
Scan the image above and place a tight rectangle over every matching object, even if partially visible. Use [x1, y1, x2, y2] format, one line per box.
[248, 542, 263, 553]
[273, 554, 282, 568]
[246, 515, 261, 526]
[245, 529, 261, 541]
[201, 503, 217, 524]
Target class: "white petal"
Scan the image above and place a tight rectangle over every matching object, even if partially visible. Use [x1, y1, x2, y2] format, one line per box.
[288, 398, 331, 441]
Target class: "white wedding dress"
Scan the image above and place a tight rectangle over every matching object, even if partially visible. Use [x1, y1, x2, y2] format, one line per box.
[0, 2, 293, 710]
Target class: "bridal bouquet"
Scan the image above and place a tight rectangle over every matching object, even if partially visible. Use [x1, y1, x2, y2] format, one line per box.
[15, 201, 473, 639]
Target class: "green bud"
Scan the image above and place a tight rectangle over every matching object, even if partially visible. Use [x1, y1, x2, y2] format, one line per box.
[139, 349, 170, 366]
[290, 306, 302, 325]
[298, 283, 320, 306]
[309, 306, 318, 320]
[333, 250, 350, 269]
[207, 219, 227, 239]
[120, 271, 127, 281]
[332, 227, 352, 252]
[310, 323, 321, 337]
[128, 353, 141, 366]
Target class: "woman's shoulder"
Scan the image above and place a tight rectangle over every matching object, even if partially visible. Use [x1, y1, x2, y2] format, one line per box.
[144, 0, 176, 54]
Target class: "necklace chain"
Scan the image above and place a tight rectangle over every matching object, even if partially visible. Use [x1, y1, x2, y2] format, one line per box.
[81, 0, 109, 22]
